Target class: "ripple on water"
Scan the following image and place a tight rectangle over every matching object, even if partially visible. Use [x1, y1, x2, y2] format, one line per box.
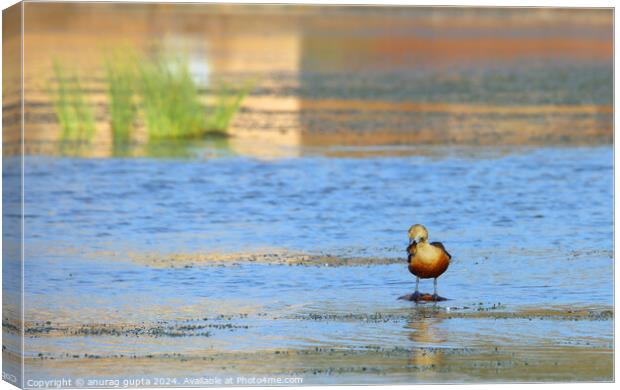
[14, 146, 612, 368]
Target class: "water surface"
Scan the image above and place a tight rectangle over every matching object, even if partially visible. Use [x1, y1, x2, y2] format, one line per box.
[9, 145, 612, 383]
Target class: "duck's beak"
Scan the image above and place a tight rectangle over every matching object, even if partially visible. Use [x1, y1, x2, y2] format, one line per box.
[409, 237, 416, 245]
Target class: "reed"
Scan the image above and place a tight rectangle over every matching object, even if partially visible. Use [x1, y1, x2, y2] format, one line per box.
[49, 60, 96, 143]
[137, 56, 207, 139]
[206, 81, 253, 132]
[104, 50, 138, 144]
[50, 51, 252, 147]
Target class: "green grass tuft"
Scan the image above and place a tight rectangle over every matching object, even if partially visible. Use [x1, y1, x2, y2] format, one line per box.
[104, 50, 138, 144]
[137, 56, 207, 139]
[206, 81, 253, 132]
[49, 60, 96, 143]
[49, 50, 253, 148]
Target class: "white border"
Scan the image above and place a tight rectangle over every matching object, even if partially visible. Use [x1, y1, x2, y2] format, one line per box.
[0, 2, 616, 390]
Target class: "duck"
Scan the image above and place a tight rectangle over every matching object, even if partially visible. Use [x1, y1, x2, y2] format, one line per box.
[406, 224, 451, 301]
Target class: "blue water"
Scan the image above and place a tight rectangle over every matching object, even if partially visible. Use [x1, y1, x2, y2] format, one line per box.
[21, 146, 613, 257]
[9, 146, 614, 357]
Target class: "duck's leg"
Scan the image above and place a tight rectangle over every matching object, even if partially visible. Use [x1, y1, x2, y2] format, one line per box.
[432, 278, 438, 300]
[411, 277, 421, 301]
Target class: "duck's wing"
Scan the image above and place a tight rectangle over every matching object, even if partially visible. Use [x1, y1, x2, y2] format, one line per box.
[430, 242, 452, 259]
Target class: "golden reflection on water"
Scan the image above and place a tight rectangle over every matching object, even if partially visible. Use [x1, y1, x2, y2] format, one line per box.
[405, 307, 447, 369]
[4, 3, 614, 158]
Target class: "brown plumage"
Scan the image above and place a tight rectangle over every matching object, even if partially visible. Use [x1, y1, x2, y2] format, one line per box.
[407, 241, 451, 279]
[406, 224, 452, 299]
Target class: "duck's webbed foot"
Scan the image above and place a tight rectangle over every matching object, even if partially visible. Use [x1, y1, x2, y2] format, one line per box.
[431, 294, 448, 302]
[397, 291, 422, 301]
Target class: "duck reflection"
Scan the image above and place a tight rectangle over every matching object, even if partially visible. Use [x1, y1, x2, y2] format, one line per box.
[405, 306, 447, 369]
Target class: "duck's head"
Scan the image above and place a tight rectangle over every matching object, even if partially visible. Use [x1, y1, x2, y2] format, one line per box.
[408, 224, 428, 244]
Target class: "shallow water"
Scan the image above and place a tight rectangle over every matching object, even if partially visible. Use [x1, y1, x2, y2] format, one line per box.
[6, 145, 612, 382]
[22, 146, 613, 257]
